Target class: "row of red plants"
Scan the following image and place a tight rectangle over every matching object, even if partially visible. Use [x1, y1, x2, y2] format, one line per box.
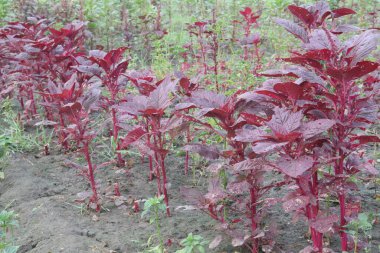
[0, 1, 379, 252]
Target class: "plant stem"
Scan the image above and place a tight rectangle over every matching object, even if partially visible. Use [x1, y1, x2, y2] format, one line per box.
[112, 107, 125, 167]
[83, 141, 99, 212]
[155, 207, 164, 252]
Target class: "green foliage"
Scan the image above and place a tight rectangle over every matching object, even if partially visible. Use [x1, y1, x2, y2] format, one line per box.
[142, 196, 166, 253]
[176, 233, 208, 253]
[0, 0, 10, 23]
[0, 99, 39, 154]
[346, 213, 374, 237]
[345, 212, 376, 252]
[142, 195, 166, 224]
[0, 209, 19, 253]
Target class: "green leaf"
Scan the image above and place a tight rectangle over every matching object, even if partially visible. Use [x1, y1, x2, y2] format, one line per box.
[197, 246, 206, 253]
[3, 245, 19, 253]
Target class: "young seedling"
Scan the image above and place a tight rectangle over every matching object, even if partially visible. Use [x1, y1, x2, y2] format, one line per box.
[176, 233, 208, 253]
[142, 196, 167, 253]
[0, 209, 19, 253]
[345, 213, 376, 253]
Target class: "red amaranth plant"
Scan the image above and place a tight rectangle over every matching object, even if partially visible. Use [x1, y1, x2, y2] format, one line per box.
[234, 104, 337, 252]
[175, 74, 200, 175]
[253, 1, 380, 251]
[1, 19, 50, 118]
[238, 7, 262, 74]
[39, 73, 85, 150]
[0, 19, 87, 121]
[61, 86, 102, 211]
[76, 47, 130, 166]
[177, 90, 279, 252]
[118, 75, 184, 216]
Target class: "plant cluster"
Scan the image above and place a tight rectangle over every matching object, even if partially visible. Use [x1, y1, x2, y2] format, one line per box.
[0, 1, 378, 253]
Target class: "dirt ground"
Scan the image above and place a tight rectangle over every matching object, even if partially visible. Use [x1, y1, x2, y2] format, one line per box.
[0, 149, 379, 253]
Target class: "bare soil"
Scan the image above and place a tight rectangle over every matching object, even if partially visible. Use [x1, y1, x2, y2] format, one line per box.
[0, 149, 379, 253]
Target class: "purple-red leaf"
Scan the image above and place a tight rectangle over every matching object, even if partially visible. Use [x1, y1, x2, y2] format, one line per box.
[310, 214, 339, 233]
[332, 8, 356, 18]
[283, 195, 310, 213]
[121, 127, 146, 148]
[344, 61, 379, 81]
[277, 155, 314, 178]
[252, 141, 288, 154]
[234, 128, 266, 143]
[232, 158, 270, 172]
[273, 82, 303, 100]
[301, 119, 335, 139]
[274, 18, 308, 43]
[267, 107, 303, 136]
[183, 144, 220, 160]
[288, 5, 314, 26]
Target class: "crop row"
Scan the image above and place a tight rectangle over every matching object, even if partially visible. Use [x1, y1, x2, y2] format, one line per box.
[0, 1, 379, 252]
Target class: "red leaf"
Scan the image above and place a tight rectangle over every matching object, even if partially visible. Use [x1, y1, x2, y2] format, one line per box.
[60, 102, 82, 114]
[273, 82, 303, 100]
[274, 18, 308, 43]
[283, 196, 309, 213]
[310, 214, 339, 233]
[234, 128, 267, 143]
[288, 5, 314, 26]
[267, 107, 303, 136]
[344, 61, 379, 81]
[332, 8, 356, 18]
[232, 158, 270, 172]
[350, 135, 380, 146]
[277, 155, 314, 178]
[183, 144, 220, 160]
[239, 7, 252, 17]
[104, 47, 128, 66]
[121, 127, 146, 148]
[240, 113, 267, 126]
[255, 90, 284, 100]
[301, 119, 335, 139]
[252, 141, 288, 154]
[303, 49, 333, 61]
[194, 21, 207, 27]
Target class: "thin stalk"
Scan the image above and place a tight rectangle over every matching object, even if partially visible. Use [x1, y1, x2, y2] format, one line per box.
[59, 112, 69, 150]
[83, 142, 100, 212]
[184, 125, 190, 175]
[157, 126, 170, 216]
[152, 132, 162, 196]
[154, 207, 164, 252]
[112, 107, 125, 166]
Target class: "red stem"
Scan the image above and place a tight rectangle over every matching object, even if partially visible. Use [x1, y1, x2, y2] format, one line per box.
[146, 119, 154, 180]
[184, 126, 190, 175]
[83, 142, 100, 212]
[59, 113, 69, 150]
[157, 120, 170, 216]
[112, 107, 125, 167]
[152, 132, 162, 196]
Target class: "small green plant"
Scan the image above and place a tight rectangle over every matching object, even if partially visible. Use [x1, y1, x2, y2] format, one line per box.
[142, 196, 167, 253]
[345, 213, 376, 253]
[0, 209, 19, 253]
[176, 233, 208, 253]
